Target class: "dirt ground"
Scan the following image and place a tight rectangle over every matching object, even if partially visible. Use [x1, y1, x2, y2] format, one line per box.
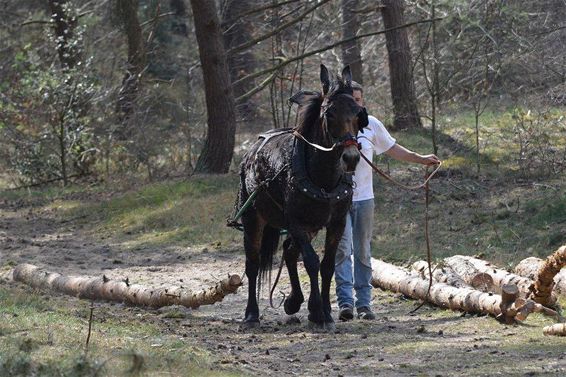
[1, 198, 565, 376]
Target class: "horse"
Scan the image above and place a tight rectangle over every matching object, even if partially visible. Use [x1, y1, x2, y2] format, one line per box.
[236, 64, 368, 330]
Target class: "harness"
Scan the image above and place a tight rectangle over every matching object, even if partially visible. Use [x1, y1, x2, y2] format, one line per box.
[227, 128, 354, 230]
[291, 136, 353, 204]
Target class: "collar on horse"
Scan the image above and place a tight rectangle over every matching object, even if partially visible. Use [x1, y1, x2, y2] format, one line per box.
[291, 135, 353, 204]
[255, 128, 353, 205]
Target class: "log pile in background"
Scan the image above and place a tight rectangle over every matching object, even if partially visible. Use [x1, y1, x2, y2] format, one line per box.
[12, 264, 242, 309]
[372, 245, 566, 333]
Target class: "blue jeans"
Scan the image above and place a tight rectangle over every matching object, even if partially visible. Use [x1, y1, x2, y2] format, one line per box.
[335, 199, 374, 309]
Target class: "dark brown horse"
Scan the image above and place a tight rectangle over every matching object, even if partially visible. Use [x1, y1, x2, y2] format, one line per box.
[236, 64, 368, 330]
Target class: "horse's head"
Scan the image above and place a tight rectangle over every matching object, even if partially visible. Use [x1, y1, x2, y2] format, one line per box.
[292, 65, 368, 173]
[318, 64, 368, 172]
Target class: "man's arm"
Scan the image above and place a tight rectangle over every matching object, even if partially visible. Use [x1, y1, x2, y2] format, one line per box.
[384, 143, 441, 166]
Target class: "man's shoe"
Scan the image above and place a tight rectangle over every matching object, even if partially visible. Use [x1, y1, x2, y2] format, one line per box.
[338, 306, 354, 321]
[357, 306, 376, 320]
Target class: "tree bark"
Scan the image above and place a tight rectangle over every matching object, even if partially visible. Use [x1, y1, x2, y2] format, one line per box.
[169, 0, 188, 36]
[411, 260, 468, 288]
[341, 0, 363, 84]
[222, 0, 257, 119]
[116, 0, 146, 123]
[380, 0, 422, 130]
[48, 0, 80, 70]
[514, 246, 566, 304]
[515, 257, 566, 296]
[371, 258, 556, 324]
[12, 264, 242, 309]
[443, 255, 537, 297]
[190, 0, 237, 173]
[543, 323, 566, 336]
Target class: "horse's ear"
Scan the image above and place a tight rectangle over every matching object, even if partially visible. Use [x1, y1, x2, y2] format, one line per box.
[289, 90, 320, 106]
[320, 64, 330, 95]
[342, 65, 352, 87]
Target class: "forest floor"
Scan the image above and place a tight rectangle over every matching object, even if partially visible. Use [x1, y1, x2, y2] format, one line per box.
[1, 181, 565, 377]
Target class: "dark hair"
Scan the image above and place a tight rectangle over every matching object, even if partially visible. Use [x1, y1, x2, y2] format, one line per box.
[351, 80, 363, 93]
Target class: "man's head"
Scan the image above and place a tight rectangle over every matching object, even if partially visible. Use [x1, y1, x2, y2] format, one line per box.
[351, 81, 364, 107]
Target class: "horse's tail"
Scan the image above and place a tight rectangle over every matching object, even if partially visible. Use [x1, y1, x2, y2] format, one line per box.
[258, 225, 281, 290]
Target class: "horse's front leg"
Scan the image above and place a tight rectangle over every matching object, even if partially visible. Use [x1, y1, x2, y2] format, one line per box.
[282, 237, 304, 315]
[321, 218, 347, 327]
[288, 228, 325, 328]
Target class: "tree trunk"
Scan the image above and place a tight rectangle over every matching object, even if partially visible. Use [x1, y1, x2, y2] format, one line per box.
[373, 258, 503, 317]
[169, 0, 188, 36]
[222, 0, 257, 120]
[514, 246, 566, 305]
[371, 258, 556, 324]
[116, 0, 146, 123]
[380, 0, 422, 130]
[515, 256, 566, 296]
[12, 264, 242, 309]
[191, 0, 237, 173]
[411, 261, 468, 288]
[341, 0, 363, 84]
[544, 323, 566, 336]
[48, 0, 80, 70]
[443, 255, 538, 297]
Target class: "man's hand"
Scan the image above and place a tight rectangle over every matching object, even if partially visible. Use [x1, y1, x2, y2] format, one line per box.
[385, 144, 441, 166]
[419, 154, 441, 166]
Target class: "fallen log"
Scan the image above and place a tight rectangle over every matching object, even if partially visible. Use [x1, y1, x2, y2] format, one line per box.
[543, 323, 566, 336]
[442, 255, 547, 302]
[371, 258, 557, 324]
[411, 261, 468, 288]
[514, 246, 566, 303]
[12, 264, 242, 309]
[516, 258, 566, 296]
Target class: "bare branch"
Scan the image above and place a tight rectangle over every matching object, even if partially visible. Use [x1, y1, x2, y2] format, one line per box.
[227, 0, 332, 56]
[221, 0, 300, 26]
[232, 17, 443, 88]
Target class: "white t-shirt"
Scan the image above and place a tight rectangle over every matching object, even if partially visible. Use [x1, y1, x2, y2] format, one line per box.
[352, 115, 396, 202]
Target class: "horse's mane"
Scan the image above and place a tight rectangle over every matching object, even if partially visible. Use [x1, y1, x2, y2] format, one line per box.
[295, 78, 354, 136]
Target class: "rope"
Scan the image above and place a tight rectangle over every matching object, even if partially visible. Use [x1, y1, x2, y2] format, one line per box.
[360, 152, 442, 190]
[358, 156, 442, 313]
[410, 169, 434, 313]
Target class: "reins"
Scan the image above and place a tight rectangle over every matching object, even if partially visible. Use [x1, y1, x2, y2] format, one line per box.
[358, 153, 442, 312]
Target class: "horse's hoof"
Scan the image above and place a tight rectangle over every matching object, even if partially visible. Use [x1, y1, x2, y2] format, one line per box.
[307, 320, 336, 333]
[285, 315, 301, 325]
[284, 296, 303, 315]
[240, 320, 260, 330]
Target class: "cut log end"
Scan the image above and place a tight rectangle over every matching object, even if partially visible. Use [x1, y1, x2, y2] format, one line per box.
[543, 323, 566, 336]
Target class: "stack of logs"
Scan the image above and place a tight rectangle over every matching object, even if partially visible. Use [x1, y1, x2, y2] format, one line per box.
[371, 245, 566, 335]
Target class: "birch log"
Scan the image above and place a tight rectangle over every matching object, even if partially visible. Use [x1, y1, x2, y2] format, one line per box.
[371, 258, 557, 324]
[411, 261, 468, 288]
[514, 246, 566, 300]
[443, 255, 536, 297]
[516, 257, 566, 295]
[543, 323, 566, 336]
[12, 264, 242, 309]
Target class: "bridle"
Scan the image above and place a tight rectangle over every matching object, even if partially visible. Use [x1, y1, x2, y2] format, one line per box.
[293, 95, 367, 152]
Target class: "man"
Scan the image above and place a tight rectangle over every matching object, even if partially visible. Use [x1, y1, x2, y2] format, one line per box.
[335, 81, 440, 321]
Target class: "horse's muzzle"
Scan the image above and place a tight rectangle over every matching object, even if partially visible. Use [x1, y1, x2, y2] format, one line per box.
[341, 146, 360, 172]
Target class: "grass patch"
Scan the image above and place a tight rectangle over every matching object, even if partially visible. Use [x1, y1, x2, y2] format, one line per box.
[0, 286, 242, 377]
[64, 175, 241, 248]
